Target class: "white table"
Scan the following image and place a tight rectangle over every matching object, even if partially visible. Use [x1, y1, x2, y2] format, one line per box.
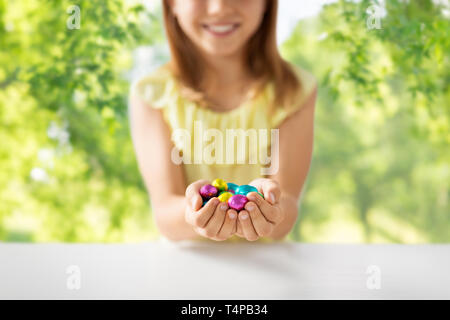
[0, 242, 449, 299]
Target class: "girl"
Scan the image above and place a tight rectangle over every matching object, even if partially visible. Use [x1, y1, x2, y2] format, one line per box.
[129, 0, 317, 242]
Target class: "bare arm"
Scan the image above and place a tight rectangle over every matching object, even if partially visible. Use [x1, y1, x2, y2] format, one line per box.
[235, 85, 318, 241]
[129, 93, 200, 241]
[268, 85, 318, 240]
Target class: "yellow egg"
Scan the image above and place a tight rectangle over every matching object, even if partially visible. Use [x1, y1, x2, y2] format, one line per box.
[218, 192, 233, 203]
[212, 178, 228, 192]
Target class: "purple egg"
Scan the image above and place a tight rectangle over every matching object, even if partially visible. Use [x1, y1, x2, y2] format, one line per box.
[228, 194, 248, 212]
[200, 184, 218, 199]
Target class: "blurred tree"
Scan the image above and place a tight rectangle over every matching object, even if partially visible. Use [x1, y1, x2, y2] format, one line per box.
[282, 0, 449, 243]
[0, 0, 448, 243]
[0, 0, 161, 241]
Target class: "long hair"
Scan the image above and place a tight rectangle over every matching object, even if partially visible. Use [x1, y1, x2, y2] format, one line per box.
[162, 0, 301, 114]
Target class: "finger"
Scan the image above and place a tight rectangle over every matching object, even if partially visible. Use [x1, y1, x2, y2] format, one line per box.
[236, 219, 243, 237]
[245, 202, 273, 237]
[193, 226, 221, 241]
[248, 178, 265, 191]
[217, 209, 237, 240]
[246, 192, 283, 224]
[261, 179, 281, 204]
[238, 210, 259, 241]
[202, 201, 228, 238]
[249, 179, 280, 204]
[185, 179, 210, 210]
[246, 192, 276, 221]
[187, 197, 220, 228]
[231, 211, 238, 234]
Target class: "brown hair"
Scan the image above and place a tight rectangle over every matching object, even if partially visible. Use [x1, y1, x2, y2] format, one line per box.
[162, 0, 301, 114]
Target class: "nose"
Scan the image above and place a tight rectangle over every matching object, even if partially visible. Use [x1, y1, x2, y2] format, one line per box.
[207, 0, 233, 16]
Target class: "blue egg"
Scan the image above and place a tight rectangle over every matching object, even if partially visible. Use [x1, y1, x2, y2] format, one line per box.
[226, 182, 239, 194]
[235, 185, 258, 196]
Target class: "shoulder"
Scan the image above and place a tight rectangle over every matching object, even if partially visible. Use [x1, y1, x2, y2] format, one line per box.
[287, 64, 318, 119]
[278, 66, 317, 137]
[269, 64, 318, 128]
[129, 63, 175, 109]
[289, 64, 318, 101]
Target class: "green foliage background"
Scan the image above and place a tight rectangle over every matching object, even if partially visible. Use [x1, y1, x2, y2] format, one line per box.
[0, 0, 448, 243]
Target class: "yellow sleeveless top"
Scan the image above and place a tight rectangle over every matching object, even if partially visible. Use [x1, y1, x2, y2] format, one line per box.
[130, 63, 317, 243]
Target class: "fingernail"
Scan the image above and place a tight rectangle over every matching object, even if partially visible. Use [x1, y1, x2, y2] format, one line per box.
[240, 213, 248, 220]
[270, 193, 275, 204]
[247, 204, 255, 211]
[247, 193, 256, 201]
[220, 203, 228, 211]
[192, 199, 197, 209]
[228, 212, 236, 219]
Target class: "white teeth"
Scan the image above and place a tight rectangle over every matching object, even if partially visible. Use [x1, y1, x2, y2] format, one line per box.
[207, 24, 235, 33]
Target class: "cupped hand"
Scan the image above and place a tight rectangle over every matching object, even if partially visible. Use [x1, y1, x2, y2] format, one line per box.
[185, 179, 237, 241]
[235, 178, 285, 241]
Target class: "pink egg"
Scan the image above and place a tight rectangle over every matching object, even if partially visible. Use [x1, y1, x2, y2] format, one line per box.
[199, 184, 218, 199]
[228, 194, 248, 212]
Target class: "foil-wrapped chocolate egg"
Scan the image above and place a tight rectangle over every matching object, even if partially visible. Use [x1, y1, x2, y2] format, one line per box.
[235, 185, 258, 196]
[200, 184, 218, 199]
[218, 191, 233, 203]
[212, 178, 228, 192]
[228, 194, 249, 212]
[226, 182, 239, 194]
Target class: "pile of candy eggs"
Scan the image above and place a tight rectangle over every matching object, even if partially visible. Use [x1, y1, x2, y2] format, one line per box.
[199, 179, 264, 212]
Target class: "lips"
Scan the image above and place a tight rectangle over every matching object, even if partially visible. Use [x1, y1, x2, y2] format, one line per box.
[202, 23, 240, 36]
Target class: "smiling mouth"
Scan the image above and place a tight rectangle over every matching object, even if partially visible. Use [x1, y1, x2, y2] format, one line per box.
[202, 23, 240, 37]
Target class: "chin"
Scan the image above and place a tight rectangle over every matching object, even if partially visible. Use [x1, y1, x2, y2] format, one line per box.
[202, 43, 245, 58]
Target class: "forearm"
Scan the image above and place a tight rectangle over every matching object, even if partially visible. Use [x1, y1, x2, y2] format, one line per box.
[268, 193, 299, 240]
[152, 194, 201, 241]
